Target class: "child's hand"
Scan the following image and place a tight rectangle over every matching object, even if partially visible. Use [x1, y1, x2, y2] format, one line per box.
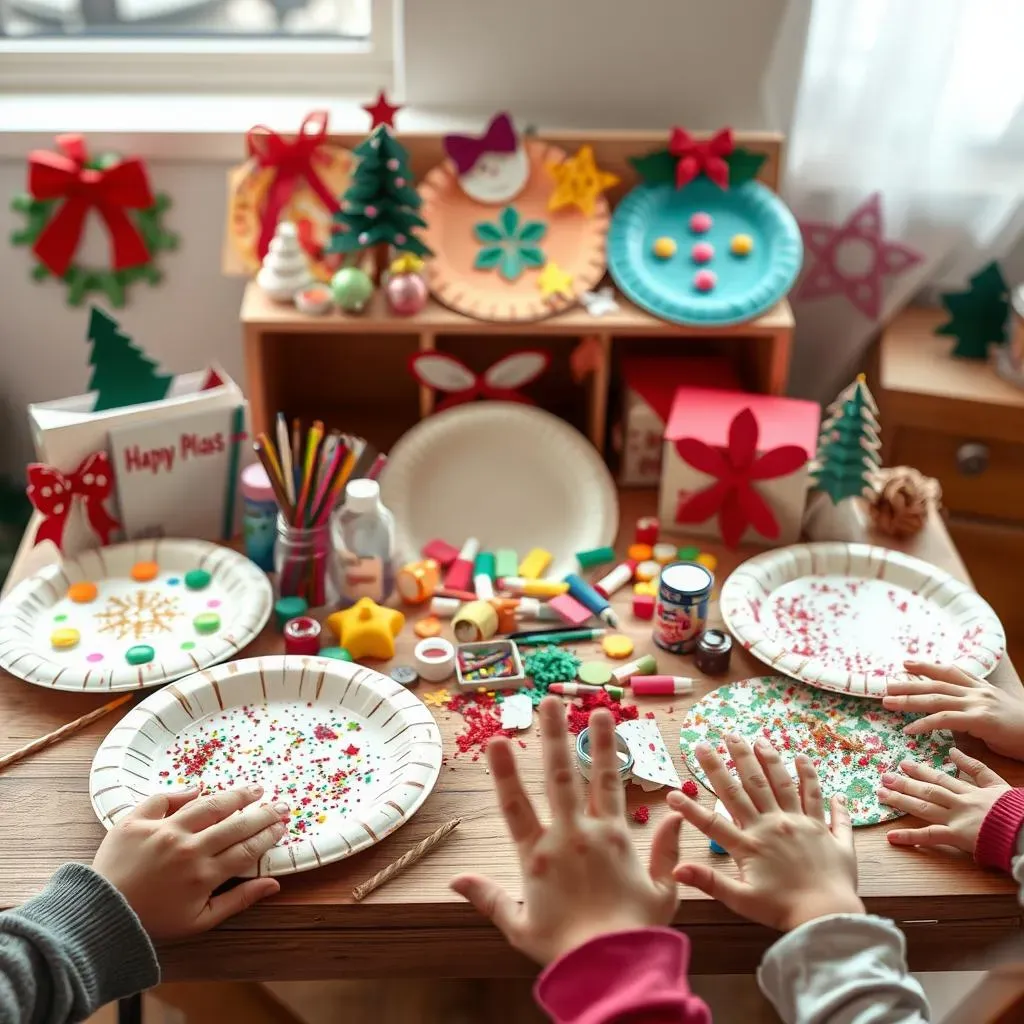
[450, 697, 682, 965]
[667, 735, 864, 932]
[881, 747, 1011, 853]
[93, 785, 287, 941]
[883, 662, 1024, 759]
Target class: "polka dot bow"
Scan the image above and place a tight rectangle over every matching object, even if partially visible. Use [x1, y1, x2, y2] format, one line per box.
[27, 451, 121, 552]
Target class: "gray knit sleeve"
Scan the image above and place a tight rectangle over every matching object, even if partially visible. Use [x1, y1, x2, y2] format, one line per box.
[0, 862, 159, 1023]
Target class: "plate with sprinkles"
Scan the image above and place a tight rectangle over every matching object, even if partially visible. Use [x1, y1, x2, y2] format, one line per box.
[678, 676, 956, 826]
[721, 542, 1005, 698]
[0, 539, 272, 692]
[89, 655, 443, 875]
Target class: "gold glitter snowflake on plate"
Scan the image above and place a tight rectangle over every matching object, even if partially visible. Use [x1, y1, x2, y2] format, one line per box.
[94, 589, 181, 640]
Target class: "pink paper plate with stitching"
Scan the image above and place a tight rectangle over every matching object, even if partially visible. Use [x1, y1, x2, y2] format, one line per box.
[90, 655, 443, 876]
[721, 542, 1005, 698]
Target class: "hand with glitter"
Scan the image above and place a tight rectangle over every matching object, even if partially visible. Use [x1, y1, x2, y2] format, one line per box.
[93, 785, 287, 940]
[884, 661, 1024, 759]
[667, 735, 864, 931]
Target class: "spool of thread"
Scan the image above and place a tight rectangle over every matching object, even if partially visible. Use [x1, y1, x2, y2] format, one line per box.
[396, 559, 441, 604]
[283, 616, 322, 656]
[414, 637, 456, 682]
[452, 600, 499, 643]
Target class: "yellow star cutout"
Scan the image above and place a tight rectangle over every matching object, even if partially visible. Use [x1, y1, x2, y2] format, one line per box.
[538, 261, 575, 302]
[423, 688, 451, 708]
[547, 144, 620, 217]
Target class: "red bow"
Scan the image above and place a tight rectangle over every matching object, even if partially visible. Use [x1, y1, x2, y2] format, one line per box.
[246, 111, 341, 261]
[675, 408, 806, 548]
[408, 350, 549, 411]
[668, 127, 734, 190]
[27, 452, 121, 552]
[443, 112, 518, 175]
[27, 134, 154, 278]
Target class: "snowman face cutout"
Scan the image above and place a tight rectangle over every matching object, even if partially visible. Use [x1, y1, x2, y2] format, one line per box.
[459, 147, 530, 204]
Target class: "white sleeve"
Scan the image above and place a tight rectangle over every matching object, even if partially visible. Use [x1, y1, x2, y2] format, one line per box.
[757, 914, 931, 1024]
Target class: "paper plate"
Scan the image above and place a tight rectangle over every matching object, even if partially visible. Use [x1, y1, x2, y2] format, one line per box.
[381, 403, 618, 580]
[0, 540, 272, 692]
[721, 542, 1005, 698]
[90, 655, 442, 876]
[418, 139, 609, 322]
[678, 676, 955, 826]
[608, 178, 802, 326]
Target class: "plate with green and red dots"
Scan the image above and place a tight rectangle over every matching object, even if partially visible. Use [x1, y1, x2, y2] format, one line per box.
[0, 539, 272, 692]
[607, 177, 802, 326]
[89, 655, 443, 875]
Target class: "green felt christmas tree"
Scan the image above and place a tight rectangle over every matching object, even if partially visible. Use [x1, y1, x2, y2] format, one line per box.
[935, 261, 1010, 360]
[87, 307, 172, 412]
[326, 126, 431, 268]
[810, 374, 882, 505]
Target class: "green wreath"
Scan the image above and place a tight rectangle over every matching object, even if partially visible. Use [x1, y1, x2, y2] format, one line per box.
[9, 152, 179, 308]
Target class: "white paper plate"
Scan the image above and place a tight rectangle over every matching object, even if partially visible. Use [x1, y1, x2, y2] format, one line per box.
[90, 655, 443, 876]
[0, 539, 272, 692]
[381, 403, 618, 580]
[721, 542, 1005, 698]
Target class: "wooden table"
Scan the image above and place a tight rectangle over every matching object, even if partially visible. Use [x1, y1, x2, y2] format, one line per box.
[1, 491, 1022, 980]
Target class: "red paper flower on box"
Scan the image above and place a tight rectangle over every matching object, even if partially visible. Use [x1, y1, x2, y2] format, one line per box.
[27, 451, 121, 552]
[409, 351, 550, 411]
[674, 407, 806, 548]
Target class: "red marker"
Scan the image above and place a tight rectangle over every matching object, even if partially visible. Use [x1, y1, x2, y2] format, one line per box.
[548, 683, 605, 696]
[630, 675, 696, 696]
[593, 559, 637, 599]
[443, 537, 480, 592]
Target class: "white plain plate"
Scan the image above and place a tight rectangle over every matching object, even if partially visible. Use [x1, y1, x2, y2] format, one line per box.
[381, 403, 618, 580]
[721, 542, 1006, 698]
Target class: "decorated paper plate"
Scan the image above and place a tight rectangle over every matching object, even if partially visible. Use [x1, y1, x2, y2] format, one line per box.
[608, 177, 802, 326]
[381, 402, 618, 580]
[721, 542, 1005, 698]
[0, 540, 272, 692]
[679, 676, 955, 826]
[90, 655, 442, 876]
[418, 137, 609, 322]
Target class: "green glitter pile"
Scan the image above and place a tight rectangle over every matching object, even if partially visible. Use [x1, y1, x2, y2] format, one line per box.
[524, 645, 581, 687]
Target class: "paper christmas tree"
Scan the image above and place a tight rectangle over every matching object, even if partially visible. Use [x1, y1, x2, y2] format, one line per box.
[326, 126, 432, 266]
[935, 261, 1010, 360]
[810, 375, 882, 504]
[256, 221, 312, 302]
[87, 307, 172, 412]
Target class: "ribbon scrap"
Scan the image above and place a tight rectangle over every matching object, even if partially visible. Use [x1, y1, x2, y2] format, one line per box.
[27, 134, 154, 278]
[27, 452, 121, 552]
[668, 127, 734, 190]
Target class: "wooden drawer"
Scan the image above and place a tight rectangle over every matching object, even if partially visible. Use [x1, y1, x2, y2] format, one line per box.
[892, 427, 1024, 523]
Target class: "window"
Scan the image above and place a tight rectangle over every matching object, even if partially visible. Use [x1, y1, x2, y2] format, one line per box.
[0, 0, 395, 94]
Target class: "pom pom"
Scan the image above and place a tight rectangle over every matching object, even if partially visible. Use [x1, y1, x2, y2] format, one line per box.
[387, 158, 399, 170]
[395, 233, 407, 244]
[395, 177, 406, 187]
[364, 205, 378, 217]
[868, 466, 941, 539]
[682, 779, 699, 798]
[633, 805, 650, 824]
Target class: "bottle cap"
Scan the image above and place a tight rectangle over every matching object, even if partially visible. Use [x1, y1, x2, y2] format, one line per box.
[241, 462, 276, 503]
[345, 478, 380, 513]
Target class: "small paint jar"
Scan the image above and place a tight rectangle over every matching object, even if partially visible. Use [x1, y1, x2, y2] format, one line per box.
[575, 727, 634, 783]
[695, 629, 732, 675]
[241, 463, 277, 572]
[653, 561, 714, 655]
[283, 615, 322, 656]
[274, 515, 342, 609]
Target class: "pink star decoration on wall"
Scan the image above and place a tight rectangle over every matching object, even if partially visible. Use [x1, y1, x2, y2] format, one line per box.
[796, 192, 923, 320]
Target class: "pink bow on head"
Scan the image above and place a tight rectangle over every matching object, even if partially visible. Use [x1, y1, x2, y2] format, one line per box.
[669, 127, 734, 190]
[443, 112, 518, 175]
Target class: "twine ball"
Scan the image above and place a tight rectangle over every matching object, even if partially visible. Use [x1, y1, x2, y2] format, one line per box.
[868, 467, 942, 539]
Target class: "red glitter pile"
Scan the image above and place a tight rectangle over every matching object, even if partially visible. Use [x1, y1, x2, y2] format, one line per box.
[446, 692, 513, 760]
[180, 737, 223, 777]
[313, 724, 338, 741]
[566, 690, 639, 735]
[633, 805, 650, 825]
[681, 779, 699, 799]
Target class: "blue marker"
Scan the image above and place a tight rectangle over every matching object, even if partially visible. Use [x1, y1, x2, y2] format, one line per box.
[563, 572, 619, 629]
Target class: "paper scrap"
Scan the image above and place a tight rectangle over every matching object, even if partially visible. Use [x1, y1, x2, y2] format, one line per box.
[617, 719, 680, 789]
[500, 693, 534, 731]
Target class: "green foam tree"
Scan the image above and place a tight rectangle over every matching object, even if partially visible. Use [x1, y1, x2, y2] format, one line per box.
[87, 307, 172, 412]
[810, 375, 882, 504]
[935, 261, 1010, 360]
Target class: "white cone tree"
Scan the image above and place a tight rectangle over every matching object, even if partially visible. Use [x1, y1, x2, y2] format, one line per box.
[257, 221, 313, 302]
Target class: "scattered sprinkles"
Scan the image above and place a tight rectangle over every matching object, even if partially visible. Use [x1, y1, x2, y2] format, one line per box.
[423, 689, 451, 708]
[446, 691, 512, 760]
[524, 646, 580, 686]
[567, 690, 639, 735]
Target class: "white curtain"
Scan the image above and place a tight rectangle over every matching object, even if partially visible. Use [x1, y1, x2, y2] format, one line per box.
[783, 0, 1024, 401]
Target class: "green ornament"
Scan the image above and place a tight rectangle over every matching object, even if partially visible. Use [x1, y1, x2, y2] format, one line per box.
[331, 267, 374, 313]
[935, 262, 1010, 360]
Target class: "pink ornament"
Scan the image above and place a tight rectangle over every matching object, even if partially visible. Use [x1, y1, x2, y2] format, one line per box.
[691, 242, 714, 264]
[395, 177, 406, 187]
[395, 233, 406, 244]
[358, 231, 370, 244]
[364, 205, 378, 217]
[385, 271, 429, 316]
[694, 269, 717, 292]
[387, 158, 399, 170]
[689, 212, 713, 234]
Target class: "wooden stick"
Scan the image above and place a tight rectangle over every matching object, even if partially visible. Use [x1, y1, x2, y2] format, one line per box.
[0, 694, 132, 773]
[351, 818, 461, 902]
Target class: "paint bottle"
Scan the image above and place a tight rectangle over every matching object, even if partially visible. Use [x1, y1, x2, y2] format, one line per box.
[241, 463, 277, 572]
[653, 561, 714, 654]
[332, 479, 396, 607]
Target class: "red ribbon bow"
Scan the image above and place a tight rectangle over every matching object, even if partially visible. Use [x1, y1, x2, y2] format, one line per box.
[27, 134, 154, 278]
[246, 111, 341, 261]
[674, 407, 806, 548]
[668, 127, 734, 190]
[27, 452, 121, 552]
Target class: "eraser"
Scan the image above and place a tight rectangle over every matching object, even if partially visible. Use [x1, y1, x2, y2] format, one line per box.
[547, 593, 593, 627]
[494, 549, 518, 578]
[632, 593, 655, 620]
[422, 538, 460, 566]
[576, 545, 615, 569]
[518, 548, 553, 579]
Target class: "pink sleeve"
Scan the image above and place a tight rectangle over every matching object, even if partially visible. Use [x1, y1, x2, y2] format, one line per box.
[534, 927, 711, 1024]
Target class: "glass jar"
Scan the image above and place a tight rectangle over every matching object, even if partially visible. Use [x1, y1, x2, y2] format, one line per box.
[273, 515, 341, 608]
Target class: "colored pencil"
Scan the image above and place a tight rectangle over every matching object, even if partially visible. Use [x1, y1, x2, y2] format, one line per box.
[291, 418, 302, 500]
[276, 412, 295, 507]
[253, 439, 292, 516]
[351, 818, 461, 901]
[293, 420, 324, 526]
[310, 437, 349, 526]
[367, 452, 387, 481]
[221, 404, 246, 541]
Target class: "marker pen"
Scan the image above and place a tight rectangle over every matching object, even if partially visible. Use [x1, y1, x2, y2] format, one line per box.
[564, 573, 619, 628]
[513, 598, 561, 622]
[610, 653, 658, 684]
[473, 551, 496, 599]
[548, 683, 605, 696]
[443, 537, 479, 592]
[592, 559, 637, 599]
[498, 577, 569, 597]
[515, 627, 606, 646]
[630, 675, 696, 696]
[429, 596, 461, 618]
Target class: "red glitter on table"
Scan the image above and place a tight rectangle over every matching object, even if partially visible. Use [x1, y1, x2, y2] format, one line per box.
[446, 692, 513, 760]
[681, 779, 699, 799]
[566, 690, 639, 735]
[633, 805, 650, 825]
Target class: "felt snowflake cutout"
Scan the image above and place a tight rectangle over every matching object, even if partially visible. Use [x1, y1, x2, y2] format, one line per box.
[473, 207, 546, 282]
[580, 286, 620, 318]
[547, 144, 619, 217]
[423, 688, 451, 708]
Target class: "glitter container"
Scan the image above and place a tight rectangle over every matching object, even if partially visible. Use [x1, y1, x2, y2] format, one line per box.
[575, 728, 634, 783]
[455, 640, 526, 690]
[653, 561, 713, 654]
[695, 629, 732, 675]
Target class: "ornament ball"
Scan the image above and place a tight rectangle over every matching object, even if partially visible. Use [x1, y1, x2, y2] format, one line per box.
[331, 267, 374, 314]
[385, 271, 429, 316]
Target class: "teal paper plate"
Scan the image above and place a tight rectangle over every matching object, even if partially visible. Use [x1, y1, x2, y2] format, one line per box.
[608, 178, 803, 326]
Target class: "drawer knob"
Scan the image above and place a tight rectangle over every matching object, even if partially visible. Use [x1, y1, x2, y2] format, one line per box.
[956, 442, 990, 476]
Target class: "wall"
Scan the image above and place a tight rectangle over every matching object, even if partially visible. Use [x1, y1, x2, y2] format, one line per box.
[0, 0, 809, 477]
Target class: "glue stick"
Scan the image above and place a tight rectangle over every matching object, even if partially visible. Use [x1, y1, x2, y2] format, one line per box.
[593, 559, 637, 599]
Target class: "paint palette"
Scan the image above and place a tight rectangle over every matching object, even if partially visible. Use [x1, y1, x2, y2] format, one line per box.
[89, 655, 442, 876]
[721, 543, 1006, 698]
[0, 540, 272, 692]
[608, 178, 802, 326]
